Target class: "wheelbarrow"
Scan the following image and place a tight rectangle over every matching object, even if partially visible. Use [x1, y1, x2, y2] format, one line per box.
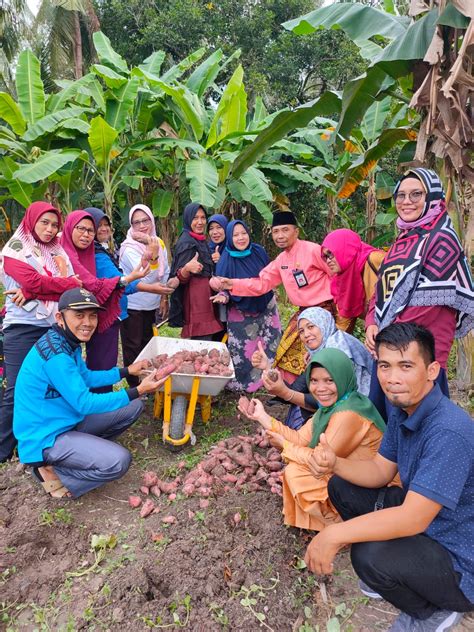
[135, 332, 234, 450]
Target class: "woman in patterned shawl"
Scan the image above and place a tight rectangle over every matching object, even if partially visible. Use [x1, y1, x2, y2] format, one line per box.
[365, 167, 473, 419]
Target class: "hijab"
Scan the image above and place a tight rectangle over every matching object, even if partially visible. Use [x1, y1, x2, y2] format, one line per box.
[2, 201, 68, 276]
[305, 348, 385, 449]
[207, 214, 228, 255]
[168, 203, 214, 327]
[170, 203, 213, 278]
[297, 307, 373, 376]
[394, 168, 445, 230]
[2, 201, 71, 319]
[85, 207, 120, 267]
[119, 204, 165, 276]
[375, 168, 473, 336]
[322, 229, 379, 319]
[60, 210, 123, 332]
[216, 220, 273, 313]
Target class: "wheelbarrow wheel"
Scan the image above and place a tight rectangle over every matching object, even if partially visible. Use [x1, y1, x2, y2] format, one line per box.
[167, 395, 188, 451]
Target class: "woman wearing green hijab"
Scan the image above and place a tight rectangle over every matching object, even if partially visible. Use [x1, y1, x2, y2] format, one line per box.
[238, 348, 387, 531]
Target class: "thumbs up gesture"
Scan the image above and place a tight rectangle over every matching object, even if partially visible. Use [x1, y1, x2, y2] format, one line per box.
[308, 433, 337, 478]
[211, 245, 221, 264]
[251, 340, 270, 371]
[185, 252, 203, 275]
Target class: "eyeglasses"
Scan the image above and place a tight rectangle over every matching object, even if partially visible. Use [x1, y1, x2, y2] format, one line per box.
[131, 218, 152, 227]
[394, 190, 425, 204]
[74, 225, 95, 235]
[322, 250, 335, 262]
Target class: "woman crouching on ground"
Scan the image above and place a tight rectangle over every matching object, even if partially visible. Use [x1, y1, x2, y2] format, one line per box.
[239, 348, 387, 531]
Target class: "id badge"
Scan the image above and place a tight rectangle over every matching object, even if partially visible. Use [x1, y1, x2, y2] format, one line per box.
[292, 269, 308, 288]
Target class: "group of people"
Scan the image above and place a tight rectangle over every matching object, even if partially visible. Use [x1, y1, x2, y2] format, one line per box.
[0, 166, 473, 631]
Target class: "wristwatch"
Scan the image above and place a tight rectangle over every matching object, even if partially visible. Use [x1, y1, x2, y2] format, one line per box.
[119, 275, 129, 287]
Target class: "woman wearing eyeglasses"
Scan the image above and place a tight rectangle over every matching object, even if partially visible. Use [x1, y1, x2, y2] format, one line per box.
[365, 168, 473, 419]
[61, 211, 146, 348]
[119, 205, 172, 385]
[321, 229, 386, 334]
[0, 202, 80, 462]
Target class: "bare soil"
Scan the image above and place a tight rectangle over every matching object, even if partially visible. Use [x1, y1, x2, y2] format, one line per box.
[1, 392, 473, 632]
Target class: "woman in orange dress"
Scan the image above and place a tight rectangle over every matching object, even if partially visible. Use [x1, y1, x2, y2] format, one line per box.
[239, 348, 387, 531]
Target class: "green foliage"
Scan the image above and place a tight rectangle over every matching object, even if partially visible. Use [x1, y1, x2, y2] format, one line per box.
[96, 0, 365, 109]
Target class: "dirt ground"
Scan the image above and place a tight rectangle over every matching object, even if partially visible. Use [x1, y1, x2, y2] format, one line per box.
[1, 391, 473, 632]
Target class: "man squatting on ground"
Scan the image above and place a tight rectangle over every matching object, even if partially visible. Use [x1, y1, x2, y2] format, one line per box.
[304, 323, 473, 632]
[13, 288, 169, 499]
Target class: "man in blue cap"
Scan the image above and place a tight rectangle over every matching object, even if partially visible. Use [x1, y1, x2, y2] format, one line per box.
[13, 287, 170, 499]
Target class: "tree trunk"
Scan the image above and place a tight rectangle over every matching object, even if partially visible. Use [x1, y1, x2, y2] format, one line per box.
[366, 171, 377, 243]
[455, 178, 474, 387]
[326, 193, 337, 231]
[73, 11, 83, 80]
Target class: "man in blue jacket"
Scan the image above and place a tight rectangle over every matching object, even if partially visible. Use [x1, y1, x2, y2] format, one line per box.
[13, 287, 169, 499]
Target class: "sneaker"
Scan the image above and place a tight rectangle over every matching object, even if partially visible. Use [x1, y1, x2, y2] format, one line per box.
[387, 612, 415, 631]
[412, 610, 463, 631]
[359, 579, 383, 599]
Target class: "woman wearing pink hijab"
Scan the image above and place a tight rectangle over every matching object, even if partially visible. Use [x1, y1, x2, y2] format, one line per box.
[119, 204, 172, 386]
[61, 210, 127, 333]
[321, 229, 385, 333]
[1, 201, 80, 462]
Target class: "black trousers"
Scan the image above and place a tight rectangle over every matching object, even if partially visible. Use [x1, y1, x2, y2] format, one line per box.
[328, 476, 474, 620]
[0, 324, 49, 462]
[120, 309, 156, 387]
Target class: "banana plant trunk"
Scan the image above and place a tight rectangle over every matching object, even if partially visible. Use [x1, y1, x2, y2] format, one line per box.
[73, 11, 83, 80]
[326, 192, 337, 231]
[366, 171, 377, 243]
[455, 178, 473, 386]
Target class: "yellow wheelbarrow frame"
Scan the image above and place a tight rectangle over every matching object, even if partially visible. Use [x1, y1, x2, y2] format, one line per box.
[152, 324, 228, 446]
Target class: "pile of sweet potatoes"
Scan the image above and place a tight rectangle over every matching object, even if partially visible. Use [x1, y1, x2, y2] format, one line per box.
[151, 348, 233, 377]
[128, 433, 284, 518]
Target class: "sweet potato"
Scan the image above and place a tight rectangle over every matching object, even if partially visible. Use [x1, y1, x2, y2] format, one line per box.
[156, 362, 178, 380]
[255, 468, 268, 481]
[140, 499, 155, 518]
[267, 452, 281, 462]
[161, 515, 177, 524]
[221, 473, 238, 484]
[150, 485, 161, 497]
[247, 482, 261, 492]
[167, 277, 179, 289]
[140, 486, 150, 496]
[265, 461, 284, 472]
[227, 450, 251, 468]
[233, 513, 241, 525]
[222, 461, 237, 472]
[168, 493, 177, 501]
[211, 464, 226, 478]
[128, 495, 142, 508]
[267, 369, 279, 383]
[159, 481, 178, 494]
[143, 471, 159, 487]
[201, 457, 219, 473]
[182, 484, 195, 496]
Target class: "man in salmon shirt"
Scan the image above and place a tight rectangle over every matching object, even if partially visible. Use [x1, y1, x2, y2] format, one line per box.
[211, 211, 332, 384]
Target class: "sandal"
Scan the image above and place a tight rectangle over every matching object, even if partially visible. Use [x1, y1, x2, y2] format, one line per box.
[32, 467, 70, 499]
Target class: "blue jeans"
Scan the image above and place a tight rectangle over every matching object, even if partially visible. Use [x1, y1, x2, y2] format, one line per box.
[42, 399, 143, 498]
[0, 324, 49, 462]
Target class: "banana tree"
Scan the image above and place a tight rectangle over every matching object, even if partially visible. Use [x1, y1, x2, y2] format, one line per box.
[283, 0, 474, 381]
